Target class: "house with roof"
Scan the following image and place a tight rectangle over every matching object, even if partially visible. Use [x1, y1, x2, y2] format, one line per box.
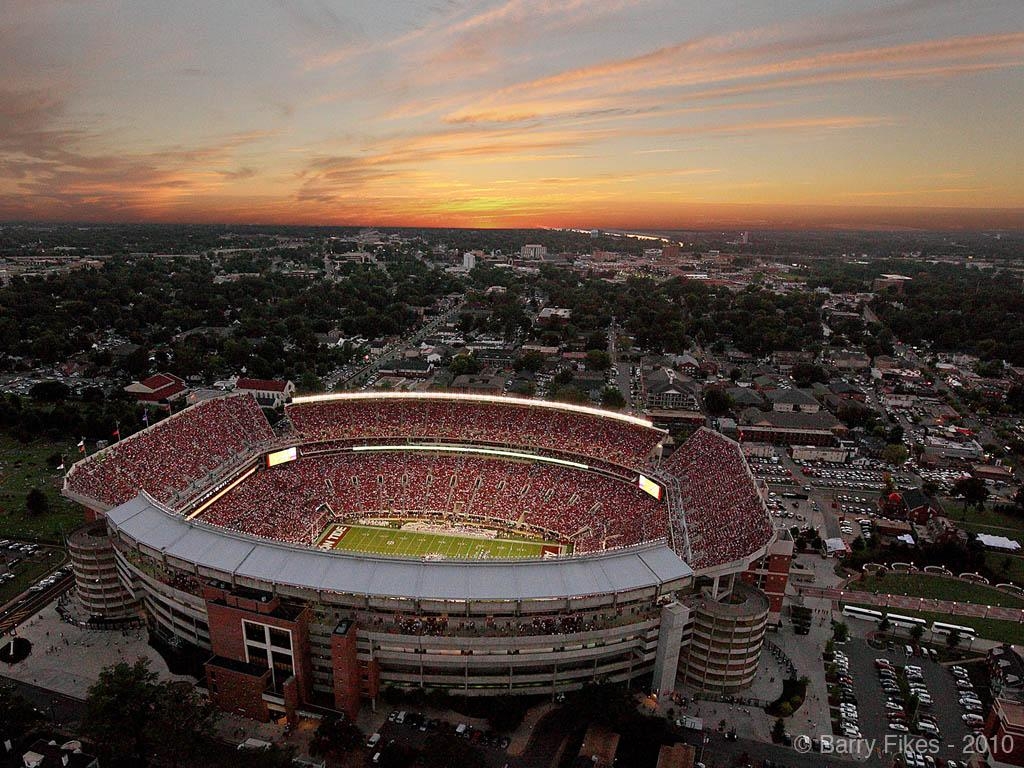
[882, 487, 939, 524]
[765, 388, 820, 413]
[989, 645, 1024, 703]
[20, 740, 98, 768]
[645, 369, 699, 410]
[737, 407, 844, 446]
[828, 379, 866, 402]
[234, 377, 296, 408]
[726, 386, 765, 409]
[450, 372, 508, 395]
[123, 372, 186, 403]
[377, 358, 435, 379]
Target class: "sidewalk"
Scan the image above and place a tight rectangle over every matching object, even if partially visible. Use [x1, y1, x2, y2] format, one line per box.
[1, 602, 191, 699]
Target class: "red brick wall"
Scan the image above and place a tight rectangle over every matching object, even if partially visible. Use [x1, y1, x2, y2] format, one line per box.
[205, 598, 312, 707]
[205, 664, 270, 722]
[206, 601, 247, 661]
[364, 658, 380, 700]
[331, 629, 361, 720]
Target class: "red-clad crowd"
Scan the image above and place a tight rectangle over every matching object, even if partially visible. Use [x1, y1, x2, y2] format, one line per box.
[65, 395, 274, 507]
[286, 398, 663, 470]
[662, 427, 773, 569]
[198, 452, 668, 553]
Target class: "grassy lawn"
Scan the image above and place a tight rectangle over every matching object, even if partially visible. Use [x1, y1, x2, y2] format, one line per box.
[0, 435, 84, 542]
[985, 551, 1024, 585]
[848, 603, 1023, 645]
[848, 573, 1024, 608]
[327, 524, 561, 559]
[939, 496, 1024, 536]
[0, 549, 64, 605]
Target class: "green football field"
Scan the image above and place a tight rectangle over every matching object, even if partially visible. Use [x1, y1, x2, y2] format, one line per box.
[324, 524, 562, 559]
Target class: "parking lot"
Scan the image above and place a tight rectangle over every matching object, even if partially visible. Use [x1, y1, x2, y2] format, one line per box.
[799, 462, 916, 492]
[0, 539, 65, 604]
[365, 710, 510, 766]
[833, 638, 976, 767]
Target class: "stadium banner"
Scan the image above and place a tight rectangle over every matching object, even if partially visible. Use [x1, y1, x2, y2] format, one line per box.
[637, 473, 662, 500]
[266, 446, 298, 468]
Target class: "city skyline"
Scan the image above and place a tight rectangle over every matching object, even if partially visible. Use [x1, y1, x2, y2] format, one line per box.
[2, 0, 1024, 229]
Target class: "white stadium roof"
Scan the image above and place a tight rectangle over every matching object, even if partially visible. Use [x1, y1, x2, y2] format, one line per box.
[106, 493, 692, 602]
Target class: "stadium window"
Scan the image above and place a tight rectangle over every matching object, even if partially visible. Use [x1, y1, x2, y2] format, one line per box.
[246, 645, 269, 668]
[269, 627, 291, 650]
[272, 651, 294, 673]
[244, 621, 264, 643]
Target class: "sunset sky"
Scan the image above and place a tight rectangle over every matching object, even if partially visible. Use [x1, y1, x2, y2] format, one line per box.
[2, 0, 1023, 229]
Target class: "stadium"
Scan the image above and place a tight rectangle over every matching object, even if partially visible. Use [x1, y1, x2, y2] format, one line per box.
[62, 392, 786, 724]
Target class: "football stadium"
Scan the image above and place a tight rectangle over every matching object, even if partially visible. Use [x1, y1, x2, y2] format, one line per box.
[62, 392, 788, 724]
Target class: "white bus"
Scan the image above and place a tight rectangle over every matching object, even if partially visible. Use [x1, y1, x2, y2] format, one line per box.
[930, 621, 977, 638]
[886, 613, 928, 629]
[842, 605, 884, 621]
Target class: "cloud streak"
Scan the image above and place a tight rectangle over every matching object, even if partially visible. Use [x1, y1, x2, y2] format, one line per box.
[1, 1, 1022, 226]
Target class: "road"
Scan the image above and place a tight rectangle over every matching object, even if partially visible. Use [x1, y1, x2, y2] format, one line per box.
[330, 301, 465, 390]
[796, 585, 1024, 622]
[0, 675, 85, 726]
[607, 318, 636, 409]
[0, 571, 74, 635]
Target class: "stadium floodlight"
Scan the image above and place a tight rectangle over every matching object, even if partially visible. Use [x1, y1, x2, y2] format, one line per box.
[290, 390, 663, 431]
[351, 443, 590, 470]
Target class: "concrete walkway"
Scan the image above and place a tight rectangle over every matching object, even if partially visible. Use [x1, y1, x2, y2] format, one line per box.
[1, 602, 192, 700]
[797, 586, 1024, 621]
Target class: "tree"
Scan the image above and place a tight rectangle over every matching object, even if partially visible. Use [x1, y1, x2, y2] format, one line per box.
[297, 371, 322, 393]
[791, 362, 828, 387]
[771, 717, 787, 743]
[29, 380, 71, 402]
[551, 368, 574, 386]
[882, 443, 909, 466]
[513, 350, 545, 373]
[952, 477, 989, 511]
[703, 387, 733, 416]
[25, 488, 49, 517]
[449, 353, 481, 376]
[586, 349, 611, 371]
[83, 658, 223, 768]
[833, 622, 849, 643]
[600, 387, 626, 409]
[0, 681, 44, 742]
[82, 659, 160, 767]
[909, 624, 924, 643]
[311, 715, 363, 759]
[946, 629, 963, 649]
[419, 733, 486, 768]
[878, 616, 891, 635]
[145, 681, 220, 768]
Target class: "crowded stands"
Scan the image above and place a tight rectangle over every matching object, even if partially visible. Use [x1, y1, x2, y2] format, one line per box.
[197, 451, 668, 553]
[286, 396, 663, 470]
[65, 395, 274, 508]
[662, 427, 773, 569]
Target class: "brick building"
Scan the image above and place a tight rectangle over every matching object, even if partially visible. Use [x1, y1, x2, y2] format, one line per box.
[741, 534, 794, 623]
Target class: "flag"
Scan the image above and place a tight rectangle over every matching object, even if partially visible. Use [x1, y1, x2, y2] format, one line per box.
[77, 439, 85, 454]
[112, 425, 120, 440]
[142, 409, 149, 426]
[57, 455, 65, 471]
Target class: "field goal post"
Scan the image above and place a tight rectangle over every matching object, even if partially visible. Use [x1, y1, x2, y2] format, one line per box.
[310, 503, 335, 544]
